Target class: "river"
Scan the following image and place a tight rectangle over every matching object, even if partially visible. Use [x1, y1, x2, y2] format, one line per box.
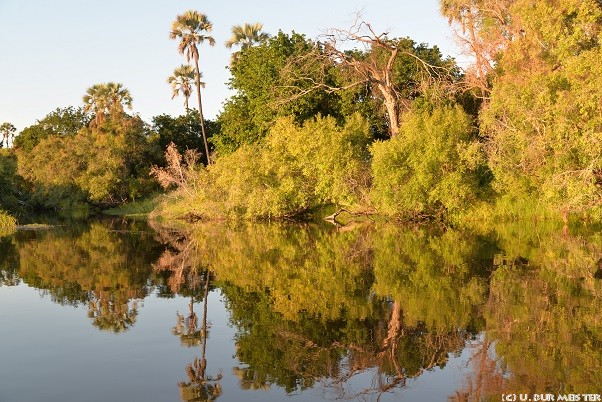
[0, 218, 600, 401]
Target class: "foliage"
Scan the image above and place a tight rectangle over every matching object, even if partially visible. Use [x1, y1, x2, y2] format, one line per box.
[370, 104, 488, 219]
[13, 107, 89, 152]
[170, 9, 215, 163]
[225, 22, 269, 66]
[315, 28, 462, 138]
[17, 115, 159, 212]
[151, 111, 219, 165]
[157, 114, 371, 220]
[452, 0, 602, 218]
[0, 149, 23, 213]
[214, 31, 343, 155]
[0, 209, 17, 231]
[167, 64, 197, 110]
[83, 82, 133, 126]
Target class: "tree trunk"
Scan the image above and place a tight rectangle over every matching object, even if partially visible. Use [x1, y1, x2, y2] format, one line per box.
[194, 58, 212, 164]
[379, 85, 400, 137]
[200, 270, 210, 374]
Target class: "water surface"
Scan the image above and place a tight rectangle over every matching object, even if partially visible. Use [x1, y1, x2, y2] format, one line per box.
[1, 218, 600, 401]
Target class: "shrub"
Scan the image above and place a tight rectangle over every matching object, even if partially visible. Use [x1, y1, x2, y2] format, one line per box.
[0, 209, 17, 229]
[370, 105, 488, 219]
[154, 114, 371, 220]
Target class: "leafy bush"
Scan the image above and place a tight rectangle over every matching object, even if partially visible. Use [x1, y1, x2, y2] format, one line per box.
[370, 104, 488, 219]
[0, 150, 22, 213]
[0, 209, 17, 230]
[479, 1, 602, 219]
[17, 116, 159, 212]
[154, 114, 371, 220]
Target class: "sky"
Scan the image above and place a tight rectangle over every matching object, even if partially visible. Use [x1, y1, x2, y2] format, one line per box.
[0, 0, 463, 132]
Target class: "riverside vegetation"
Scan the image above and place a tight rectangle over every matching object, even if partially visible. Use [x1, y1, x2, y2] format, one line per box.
[1, 0, 601, 226]
[2, 4, 601, 400]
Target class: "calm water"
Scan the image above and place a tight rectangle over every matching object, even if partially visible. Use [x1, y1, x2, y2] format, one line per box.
[0, 218, 600, 402]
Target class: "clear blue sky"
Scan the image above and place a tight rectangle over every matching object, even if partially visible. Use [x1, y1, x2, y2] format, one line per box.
[0, 0, 462, 132]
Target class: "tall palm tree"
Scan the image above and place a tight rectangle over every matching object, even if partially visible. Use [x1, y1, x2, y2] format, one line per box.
[0, 122, 16, 148]
[225, 22, 269, 66]
[167, 65, 203, 111]
[170, 10, 215, 163]
[83, 82, 133, 126]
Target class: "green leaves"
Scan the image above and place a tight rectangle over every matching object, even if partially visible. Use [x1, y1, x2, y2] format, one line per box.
[83, 82, 133, 126]
[370, 105, 485, 218]
[215, 32, 343, 154]
[161, 115, 371, 220]
[17, 116, 158, 212]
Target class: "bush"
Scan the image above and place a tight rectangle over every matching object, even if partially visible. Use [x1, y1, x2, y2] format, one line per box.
[370, 105, 488, 219]
[17, 116, 159, 212]
[0, 209, 17, 229]
[0, 150, 22, 212]
[154, 114, 371, 220]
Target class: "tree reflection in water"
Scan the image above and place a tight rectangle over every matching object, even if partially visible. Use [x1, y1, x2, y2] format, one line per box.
[87, 293, 140, 333]
[2, 217, 599, 400]
[153, 224, 223, 401]
[452, 221, 602, 399]
[0, 234, 19, 286]
[153, 221, 494, 400]
[6, 220, 160, 332]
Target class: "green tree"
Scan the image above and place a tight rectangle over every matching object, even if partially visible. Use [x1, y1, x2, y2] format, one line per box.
[83, 82, 133, 126]
[17, 115, 159, 211]
[477, 0, 602, 219]
[225, 22, 269, 66]
[0, 122, 16, 148]
[283, 21, 461, 138]
[167, 64, 199, 111]
[13, 107, 89, 151]
[214, 31, 343, 154]
[170, 10, 215, 164]
[151, 111, 219, 165]
[0, 150, 21, 213]
[155, 114, 371, 221]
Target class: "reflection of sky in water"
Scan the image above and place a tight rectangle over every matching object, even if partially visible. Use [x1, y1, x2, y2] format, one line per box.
[0, 284, 474, 402]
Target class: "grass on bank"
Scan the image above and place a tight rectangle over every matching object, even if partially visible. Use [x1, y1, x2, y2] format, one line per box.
[103, 194, 165, 219]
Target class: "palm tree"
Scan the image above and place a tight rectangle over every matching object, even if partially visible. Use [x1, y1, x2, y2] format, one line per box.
[83, 82, 133, 126]
[225, 22, 269, 66]
[167, 65, 203, 111]
[170, 10, 215, 163]
[0, 122, 16, 148]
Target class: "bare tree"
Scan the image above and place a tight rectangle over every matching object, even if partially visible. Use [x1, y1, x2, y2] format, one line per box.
[280, 16, 454, 137]
[150, 142, 200, 196]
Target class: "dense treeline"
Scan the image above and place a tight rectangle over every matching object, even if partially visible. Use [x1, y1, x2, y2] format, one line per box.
[1, 0, 600, 224]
